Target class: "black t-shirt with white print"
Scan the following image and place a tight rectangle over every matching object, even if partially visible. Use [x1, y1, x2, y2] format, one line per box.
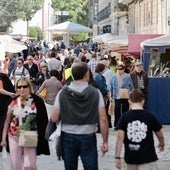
[117, 109, 162, 164]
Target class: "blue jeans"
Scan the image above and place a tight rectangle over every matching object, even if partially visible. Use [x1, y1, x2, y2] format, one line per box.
[62, 132, 98, 170]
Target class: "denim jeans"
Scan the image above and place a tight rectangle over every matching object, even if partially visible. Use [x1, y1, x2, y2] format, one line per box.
[62, 132, 98, 170]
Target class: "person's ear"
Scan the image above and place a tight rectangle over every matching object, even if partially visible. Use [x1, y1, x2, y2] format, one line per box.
[84, 71, 89, 81]
[141, 99, 145, 106]
[128, 99, 131, 105]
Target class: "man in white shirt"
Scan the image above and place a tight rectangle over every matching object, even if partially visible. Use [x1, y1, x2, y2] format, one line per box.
[10, 57, 30, 85]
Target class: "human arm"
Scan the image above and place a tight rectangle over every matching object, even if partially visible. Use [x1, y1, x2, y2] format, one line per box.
[155, 130, 165, 152]
[50, 107, 60, 123]
[115, 130, 124, 169]
[128, 75, 134, 91]
[0, 88, 16, 98]
[98, 106, 109, 156]
[50, 92, 61, 123]
[0, 80, 16, 98]
[0, 111, 11, 146]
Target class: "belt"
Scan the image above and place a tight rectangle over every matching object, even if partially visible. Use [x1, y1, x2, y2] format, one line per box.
[63, 132, 95, 136]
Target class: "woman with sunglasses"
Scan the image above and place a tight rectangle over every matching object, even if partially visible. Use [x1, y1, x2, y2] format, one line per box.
[110, 63, 134, 130]
[0, 77, 50, 170]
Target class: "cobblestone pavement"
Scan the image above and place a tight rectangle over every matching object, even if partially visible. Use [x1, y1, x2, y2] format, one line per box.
[37, 125, 170, 170]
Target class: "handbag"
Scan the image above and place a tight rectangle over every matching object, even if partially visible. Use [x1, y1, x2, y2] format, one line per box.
[18, 130, 38, 147]
[118, 88, 129, 99]
[39, 87, 47, 100]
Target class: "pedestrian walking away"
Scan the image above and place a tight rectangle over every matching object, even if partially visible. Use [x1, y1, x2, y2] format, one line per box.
[50, 62, 109, 170]
[115, 89, 165, 170]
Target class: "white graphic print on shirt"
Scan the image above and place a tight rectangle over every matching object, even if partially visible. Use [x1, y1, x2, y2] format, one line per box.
[127, 120, 147, 151]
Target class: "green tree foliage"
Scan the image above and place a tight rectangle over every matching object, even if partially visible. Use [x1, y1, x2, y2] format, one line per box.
[0, 0, 43, 32]
[52, 0, 89, 26]
[29, 26, 43, 41]
[70, 33, 89, 43]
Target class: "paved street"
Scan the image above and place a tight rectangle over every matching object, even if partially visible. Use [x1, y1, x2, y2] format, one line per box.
[37, 125, 170, 170]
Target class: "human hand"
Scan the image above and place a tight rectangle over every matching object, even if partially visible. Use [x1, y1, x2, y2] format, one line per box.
[158, 144, 165, 152]
[10, 93, 17, 98]
[101, 142, 108, 156]
[115, 159, 122, 169]
[0, 139, 7, 147]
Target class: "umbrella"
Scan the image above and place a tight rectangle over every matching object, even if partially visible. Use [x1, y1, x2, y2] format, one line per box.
[0, 35, 27, 60]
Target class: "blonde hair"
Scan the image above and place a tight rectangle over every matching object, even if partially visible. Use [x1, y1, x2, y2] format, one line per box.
[15, 77, 34, 93]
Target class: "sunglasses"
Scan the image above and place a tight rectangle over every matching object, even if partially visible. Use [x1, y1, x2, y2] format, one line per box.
[118, 68, 124, 70]
[17, 85, 29, 89]
[17, 62, 23, 65]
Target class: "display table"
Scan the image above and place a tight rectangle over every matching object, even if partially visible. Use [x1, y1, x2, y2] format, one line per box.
[148, 77, 170, 124]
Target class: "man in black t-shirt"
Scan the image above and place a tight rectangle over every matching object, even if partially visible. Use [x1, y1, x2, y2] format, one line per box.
[115, 89, 165, 170]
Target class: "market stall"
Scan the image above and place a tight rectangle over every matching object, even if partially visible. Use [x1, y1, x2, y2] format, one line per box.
[141, 34, 170, 124]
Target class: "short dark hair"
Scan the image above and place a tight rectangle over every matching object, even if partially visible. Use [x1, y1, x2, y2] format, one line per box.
[72, 62, 88, 80]
[129, 89, 144, 103]
[51, 52, 56, 58]
[50, 70, 60, 79]
[95, 63, 105, 72]
[91, 53, 97, 58]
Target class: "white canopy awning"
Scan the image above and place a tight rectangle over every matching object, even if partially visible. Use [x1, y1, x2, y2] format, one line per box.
[46, 21, 93, 34]
[140, 34, 170, 47]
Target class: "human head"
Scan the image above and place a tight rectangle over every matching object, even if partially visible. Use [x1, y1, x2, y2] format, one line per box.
[135, 61, 143, 73]
[129, 89, 145, 104]
[27, 55, 33, 64]
[95, 63, 106, 73]
[109, 56, 117, 66]
[7, 52, 13, 59]
[91, 53, 97, 58]
[17, 57, 24, 68]
[64, 57, 71, 69]
[40, 61, 47, 70]
[50, 70, 60, 79]
[51, 51, 56, 58]
[117, 63, 126, 75]
[15, 77, 34, 95]
[72, 62, 89, 81]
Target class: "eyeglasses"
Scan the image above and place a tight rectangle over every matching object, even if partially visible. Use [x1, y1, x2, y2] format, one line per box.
[17, 85, 29, 89]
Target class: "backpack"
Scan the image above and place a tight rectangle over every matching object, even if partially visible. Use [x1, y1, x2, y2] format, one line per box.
[12, 67, 26, 77]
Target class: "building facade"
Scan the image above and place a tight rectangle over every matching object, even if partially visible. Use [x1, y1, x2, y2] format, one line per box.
[90, 0, 170, 36]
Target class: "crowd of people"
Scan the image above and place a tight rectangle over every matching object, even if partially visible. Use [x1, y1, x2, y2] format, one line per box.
[0, 40, 165, 170]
